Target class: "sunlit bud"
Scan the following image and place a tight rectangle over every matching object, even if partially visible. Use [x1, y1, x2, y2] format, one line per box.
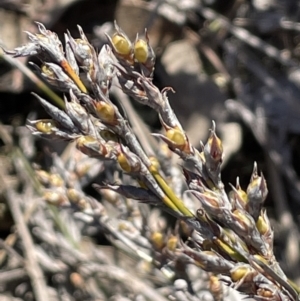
[43, 190, 69, 206]
[133, 31, 156, 77]
[156, 120, 191, 153]
[166, 234, 178, 251]
[150, 232, 164, 250]
[109, 22, 132, 58]
[230, 264, 253, 282]
[35, 170, 51, 185]
[204, 121, 223, 167]
[49, 174, 64, 187]
[112, 33, 132, 56]
[256, 209, 273, 249]
[27, 119, 76, 140]
[246, 163, 268, 221]
[153, 133, 187, 153]
[66, 188, 80, 203]
[256, 214, 268, 235]
[117, 153, 131, 173]
[134, 38, 148, 63]
[41, 63, 55, 79]
[117, 147, 141, 173]
[94, 101, 117, 125]
[35, 120, 57, 134]
[117, 154, 141, 173]
[166, 127, 186, 149]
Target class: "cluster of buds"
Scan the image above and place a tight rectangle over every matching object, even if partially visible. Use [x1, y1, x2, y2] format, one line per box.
[6, 22, 300, 301]
[107, 21, 156, 78]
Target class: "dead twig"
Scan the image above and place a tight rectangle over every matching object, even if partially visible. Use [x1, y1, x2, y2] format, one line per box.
[0, 166, 50, 301]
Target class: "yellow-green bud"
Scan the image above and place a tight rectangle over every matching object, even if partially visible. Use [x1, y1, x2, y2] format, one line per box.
[150, 232, 164, 250]
[134, 39, 148, 63]
[36, 120, 56, 133]
[94, 101, 116, 125]
[112, 32, 132, 56]
[117, 153, 131, 172]
[166, 128, 186, 149]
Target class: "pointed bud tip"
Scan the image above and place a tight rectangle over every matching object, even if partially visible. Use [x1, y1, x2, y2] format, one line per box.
[206, 130, 223, 162]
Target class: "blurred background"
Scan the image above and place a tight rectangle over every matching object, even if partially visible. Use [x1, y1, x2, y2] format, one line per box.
[1, 0, 300, 300]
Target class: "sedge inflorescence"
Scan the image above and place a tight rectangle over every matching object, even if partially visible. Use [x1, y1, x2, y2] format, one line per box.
[6, 22, 300, 301]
